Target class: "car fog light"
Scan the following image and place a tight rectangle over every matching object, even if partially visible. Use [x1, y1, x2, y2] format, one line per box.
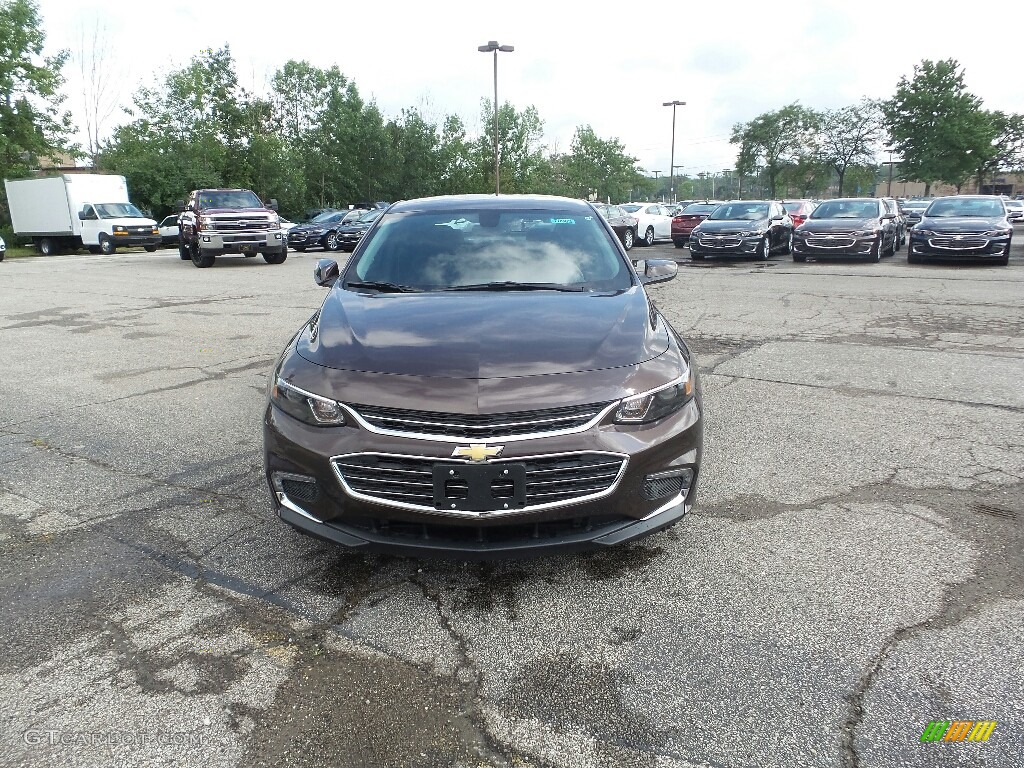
[202, 235, 211, 242]
[643, 468, 694, 500]
[272, 472, 320, 503]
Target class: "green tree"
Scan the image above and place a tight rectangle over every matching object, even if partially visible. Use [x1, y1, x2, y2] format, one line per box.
[816, 98, 884, 196]
[100, 47, 260, 216]
[0, 0, 75, 199]
[731, 103, 818, 197]
[562, 125, 642, 203]
[882, 59, 993, 195]
[974, 110, 1024, 190]
[476, 100, 546, 193]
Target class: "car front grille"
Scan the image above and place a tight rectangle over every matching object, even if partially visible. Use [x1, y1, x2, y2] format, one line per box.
[805, 235, 857, 248]
[697, 236, 742, 248]
[332, 452, 627, 513]
[349, 401, 612, 440]
[208, 217, 273, 231]
[929, 237, 989, 250]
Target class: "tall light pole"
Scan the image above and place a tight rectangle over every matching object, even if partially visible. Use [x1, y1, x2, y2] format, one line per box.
[663, 100, 686, 203]
[671, 165, 684, 201]
[721, 169, 731, 199]
[478, 40, 514, 195]
[884, 147, 895, 196]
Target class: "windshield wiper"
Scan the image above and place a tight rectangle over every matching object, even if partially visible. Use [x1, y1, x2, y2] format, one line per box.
[440, 281, 587, 292]
[346, 280, 420, 293]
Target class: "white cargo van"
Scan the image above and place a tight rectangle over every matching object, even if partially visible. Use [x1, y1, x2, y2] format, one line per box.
[3, 174, 159, 255]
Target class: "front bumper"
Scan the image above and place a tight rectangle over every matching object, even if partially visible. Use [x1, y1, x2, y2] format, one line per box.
[113, 233, 160, 247]
[688, 233, 761, 255]
[909, 234, 1009, 258]
[337, 231, 366, 251]
[288, 231, 326, 247]
[198, 230, 285, 254]
[792, 234, 878, 257]
[263, 394, 702, 559]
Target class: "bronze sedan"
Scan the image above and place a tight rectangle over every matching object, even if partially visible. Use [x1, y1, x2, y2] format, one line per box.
[263, 196, 703, 558]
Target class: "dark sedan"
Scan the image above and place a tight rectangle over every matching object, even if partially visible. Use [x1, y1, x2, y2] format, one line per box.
[908, 195, 1011, 266]
[336, 208, 386, 252]
[688, 201, 793, 260]
[263, 194, 703, 558]
[792, 198, 898, 262]
[287, 211, 350, 252]
[593, 203, 638, 250]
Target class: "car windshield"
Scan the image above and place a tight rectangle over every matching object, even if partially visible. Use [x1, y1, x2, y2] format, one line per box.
[95, 203, 145, 219]
[707, 203, 768, 221]
[783, 202, 808, 213]
[811, 200, 878, 219]
[620, 204, 643, 213]
[311, 210, 341, 223]
[925, 198, 1005, 218]
[198, 190, 263, 209]
[348, 209, 633, 292]
[681, 203, 719, 215]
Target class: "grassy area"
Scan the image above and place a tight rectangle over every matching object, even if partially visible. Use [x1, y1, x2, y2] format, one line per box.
[2, 244, 38, 258]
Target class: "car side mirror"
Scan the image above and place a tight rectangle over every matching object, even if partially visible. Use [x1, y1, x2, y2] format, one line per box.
[78, 210, 87, 220]
[771, 214, 784, 221]
[314, 258, 340, 288]
[266, 198, 279, 211]
[640, 258, 678, 285]
[882, 212, 896, 219]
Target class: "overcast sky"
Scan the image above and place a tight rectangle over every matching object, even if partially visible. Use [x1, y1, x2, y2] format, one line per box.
[37, 0, 1021, 180]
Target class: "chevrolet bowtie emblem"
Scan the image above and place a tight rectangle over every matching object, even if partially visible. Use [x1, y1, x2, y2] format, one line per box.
[452, 444, 503, 462]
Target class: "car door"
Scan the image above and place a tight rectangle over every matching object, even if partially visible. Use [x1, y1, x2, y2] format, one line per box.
[648, 205, 670, 238]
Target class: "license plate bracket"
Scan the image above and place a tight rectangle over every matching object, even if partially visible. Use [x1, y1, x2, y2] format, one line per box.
[432, 463, 527, 512]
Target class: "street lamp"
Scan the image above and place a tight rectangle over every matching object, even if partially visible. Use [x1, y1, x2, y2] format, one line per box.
[671, 164, 684, 202]
[884, 147, 895, 196]
[478, 40, 514, 195]
[662, 100, 686, 203]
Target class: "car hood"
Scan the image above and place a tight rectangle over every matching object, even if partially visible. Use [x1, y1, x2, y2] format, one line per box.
[338, 222, 374, 233]
[917, 216, 1006, 231]
[292, 222, 335, 232]
[798, 218, 877, 232]
[696, 218, 769, 234]
[296, 286, 669, 378]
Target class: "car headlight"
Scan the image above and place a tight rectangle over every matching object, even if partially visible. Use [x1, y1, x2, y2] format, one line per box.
[913, 229, 936, 237]
[271, 377, 346, 426]
[983, 229, 1011, 237]
[309, 228, 325, 235]
[199, 215, 215, 228]
[739, 229, 764, 237]
[614, 367, 695, 424]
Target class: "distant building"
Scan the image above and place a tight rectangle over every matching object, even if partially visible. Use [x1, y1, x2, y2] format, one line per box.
[875, 173, 1024, 198]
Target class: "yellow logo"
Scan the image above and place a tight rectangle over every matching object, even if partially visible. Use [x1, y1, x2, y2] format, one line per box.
[451, 444, 503, 462]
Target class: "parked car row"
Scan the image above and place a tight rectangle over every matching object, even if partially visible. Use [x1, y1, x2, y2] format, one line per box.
[659, 194, 1011, 266]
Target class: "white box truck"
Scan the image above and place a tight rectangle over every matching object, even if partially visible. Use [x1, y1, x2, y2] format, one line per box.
[3, 173, 159, 255]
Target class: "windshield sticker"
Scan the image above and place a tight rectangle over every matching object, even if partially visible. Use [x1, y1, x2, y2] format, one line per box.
[549, 218, 576, 224]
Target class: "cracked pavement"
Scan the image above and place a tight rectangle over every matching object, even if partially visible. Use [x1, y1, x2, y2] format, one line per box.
[1, 242, 1022, 767]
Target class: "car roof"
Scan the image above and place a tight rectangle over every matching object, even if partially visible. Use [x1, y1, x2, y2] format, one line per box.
[388, 194, 598, 214]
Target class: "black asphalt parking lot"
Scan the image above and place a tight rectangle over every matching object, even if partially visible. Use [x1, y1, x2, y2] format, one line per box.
[1, 236, 1023, 767]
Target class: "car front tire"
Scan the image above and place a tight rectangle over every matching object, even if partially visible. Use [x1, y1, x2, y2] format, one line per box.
[642, 226, 655, 247]
[622, 228, 634, 251]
